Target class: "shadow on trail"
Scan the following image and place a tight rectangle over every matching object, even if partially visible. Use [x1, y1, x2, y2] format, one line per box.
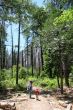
[50, 88, 73, 104]
[39, 87, 73, 105]
[56, 93, 73, 104]
[36, 99, 41, 101]
[0, 89, 13, 100]
[30, 97, 35, 99]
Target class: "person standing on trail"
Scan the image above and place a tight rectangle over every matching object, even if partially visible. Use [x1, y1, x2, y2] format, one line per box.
[34, 88, 40, 100]
[27, 81, 33, 98]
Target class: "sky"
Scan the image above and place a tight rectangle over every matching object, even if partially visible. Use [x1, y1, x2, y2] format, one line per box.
[6, 23, 25, 52]
[6, 0, 44, 52]
[33, 0, 44, 6]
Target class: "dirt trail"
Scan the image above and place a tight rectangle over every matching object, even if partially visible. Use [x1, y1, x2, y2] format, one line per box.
[0, 93, 70, 110]
[25, 95, 52, 110]
[16, 94, 53, 110]
[1, 87, 73, 110]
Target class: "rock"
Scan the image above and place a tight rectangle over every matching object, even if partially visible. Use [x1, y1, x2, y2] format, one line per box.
[66, 104, 72, 110]
[47, 94, 50, 97]
[18, 93, 21, 96]
[49, 101, 56, 104]
[65, 101, 70, 104]
[53, 108, 61, 110]
[58, 100, 67, 108]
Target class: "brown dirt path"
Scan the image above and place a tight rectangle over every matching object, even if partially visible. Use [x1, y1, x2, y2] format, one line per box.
[25, 95, 52, 110]
[0, 93, 69, 110]
[16, 94, 53, 110]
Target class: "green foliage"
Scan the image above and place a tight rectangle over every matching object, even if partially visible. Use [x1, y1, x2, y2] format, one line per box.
[28, 76, 37, 82]
[12, 65, 24, 78]
[19, 67, 27, 79]
[12, 65, 17, 77]
[0, 78, 27, 91]
[0, 81, 6, 90]
[27, 67, 33, 76]
[0, 69, 10, 81]
[27, 76, 57, 89]
[40, 71, 48, 77]
[33, 77, 57, 89]
[1, 0, 73, 91]
[0, 68, 58, 91]
[54, 9, 73, 26]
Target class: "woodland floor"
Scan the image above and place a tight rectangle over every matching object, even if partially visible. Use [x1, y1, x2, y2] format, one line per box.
[0, 87, 73, 110]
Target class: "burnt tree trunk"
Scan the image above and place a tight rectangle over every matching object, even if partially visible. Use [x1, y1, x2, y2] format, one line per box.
[16, 8, 21, 85]
[31, 42, 33, 76]
[22, 50, 24, 67]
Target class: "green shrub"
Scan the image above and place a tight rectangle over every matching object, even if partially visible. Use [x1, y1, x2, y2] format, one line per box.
[14, 79, 27, 91]
[0, 69, 58, 91]
[1, 78, 16, 88]
[0, 78, 27, 90]
[0, 69, 10, 81]
[40, 71, 48, 77]
[33, 77, 57, 89]
[28, 67, 37, 76]
[19, 67, 27, 79]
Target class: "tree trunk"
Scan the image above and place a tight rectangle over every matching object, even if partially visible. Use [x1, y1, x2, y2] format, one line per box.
[64, 65, 69, 87]
[0, 39, 1, 69]
[1, 39, 3, 69]
[57, 75, 60, 88]
[49, 66, 53, 78]
[48, 49, 53, 78]
[16, 9, 21, 85]
[60, 68, 63, 94]
[39, 35, 44, 71]
[13, 50, 17, 65]
[64, 56, 70, 87]
[26, 37, 29, 74]
[65, 74, 69, 87]
[59, 43, 63, 94]
[38, 52, 40, 76]
[56, 68, 60, 88]
[11, 23, 13, 77]
[25, 53, 26, 67]
[22, 50, 24, 67]
[3, 45, 6, 68]
[31, 42, 33, 76]
[40, 45, 44, 70]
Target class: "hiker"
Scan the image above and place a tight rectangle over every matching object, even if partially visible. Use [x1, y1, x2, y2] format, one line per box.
[27, 81, 33, 98]
[34, 88, 40, 100]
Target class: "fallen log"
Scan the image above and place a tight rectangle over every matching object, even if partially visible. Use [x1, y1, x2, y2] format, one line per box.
[66, 104, 72, 110]
[0, 102, 16, 110]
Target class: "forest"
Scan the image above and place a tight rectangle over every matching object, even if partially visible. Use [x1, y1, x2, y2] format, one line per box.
[0, 0, 73, 109]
